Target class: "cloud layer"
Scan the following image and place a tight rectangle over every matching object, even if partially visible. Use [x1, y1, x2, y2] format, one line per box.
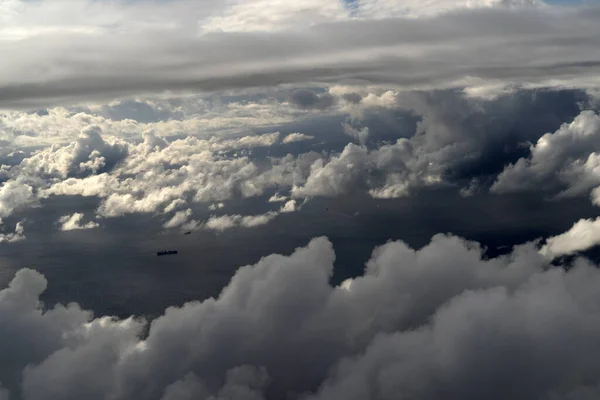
[2, 2, 600, 107]
[2, 232, 600, 399]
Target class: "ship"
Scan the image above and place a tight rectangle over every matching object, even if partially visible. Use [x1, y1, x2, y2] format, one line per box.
[157, 250, 178, 256]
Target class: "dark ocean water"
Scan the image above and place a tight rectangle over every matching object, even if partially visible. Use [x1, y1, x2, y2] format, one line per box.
[0, 189, 597, 319]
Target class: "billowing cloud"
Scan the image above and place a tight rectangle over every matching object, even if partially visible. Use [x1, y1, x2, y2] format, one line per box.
[5, 128, 317, 221]
[0, 87, 593, 228]
[0, 180, 36, 219]
[3, 2, 600, 400]
[292, 140, 441, 199]
[17, 125, 128, 180]
[57, 213, 99, 231]
[3, 230, 600, 399]
[492, 110, 600, 196]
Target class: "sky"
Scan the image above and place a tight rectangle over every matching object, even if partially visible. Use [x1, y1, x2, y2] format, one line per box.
[3, 1, 600, 400]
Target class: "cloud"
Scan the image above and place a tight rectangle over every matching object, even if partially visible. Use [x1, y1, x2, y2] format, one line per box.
[57, 213, 99, 231]
[268, 194, 287, 203]
[203, 212, 279, 231]
[0, 86, 593, 228]
[288, 89, 336, 110]
[280, 199, 297, 213]
[210, 132, 281, 152]
[0, 220, 25, 243]
[292, 140, 441, 199]
[0, 268, 93, 396]
[492, 110, 600, 196]
[282, 133, 314, 144]
[342, 122, 369, 146]
[539, 217, 600, 259]
[208, 203, 225, 210]
[0, 180, 36, 219]
[5, 230, 600, 399]
[0, 95, 307, 149]
[24, 131, 315, 220]
[3, 5, 600, 108]
[200, 0, 348, 33]
[308, 263, 600, 400]
[0, 88, 591, 228]
[16, 125, 128, 180]
[163, 209, 193, 229]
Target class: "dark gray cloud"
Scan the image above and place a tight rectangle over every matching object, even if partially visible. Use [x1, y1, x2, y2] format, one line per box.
[3, 229, 600, 400]
[393, 89, 587, 186]
[3, 7, 600, 108]
[288, 89, 336, 110]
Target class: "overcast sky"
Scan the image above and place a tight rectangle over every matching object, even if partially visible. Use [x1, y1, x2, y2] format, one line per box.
[3, 1, 600, 400]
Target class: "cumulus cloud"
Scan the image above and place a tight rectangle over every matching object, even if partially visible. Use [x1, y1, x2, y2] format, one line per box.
[268, 194, 287, 203]
[16, 125, 128, 180]
[492, 110, 600, 196]
[292, 140, 441, 199]
[0, 220, 25, 243]
[6, 129, 317, 222]
[539, 217, 600, 260]
[280, 199, 297, 213]
[0, 180, 36, 219]
[0, 95, 309, 150]
[2, 4, 600, 108]
[282, 133, 314, 144]
[4, 230, 600, 399]
[0, 87, 592, 226]
[57, 213, 99, 231]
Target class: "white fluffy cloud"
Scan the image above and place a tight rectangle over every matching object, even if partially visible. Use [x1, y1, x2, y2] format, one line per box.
[5, 128, 316, 222]
[492, 110, 600, 196]
[4, 230, 600, 399]
[280, 199, 297, 213]
[0, 180, 36, 219]
[539, 217, 600, 260]
[1, 88, 596, 229]
[17, 125, 128, 180]
[57, 213, 99, 231]
[292, 140, 441, 199]
[0, 96, 306, 149]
